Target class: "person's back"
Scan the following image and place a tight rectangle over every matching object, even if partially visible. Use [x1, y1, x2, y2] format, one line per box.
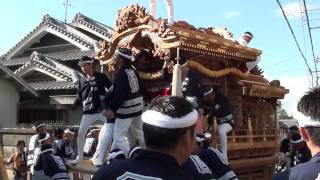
[198, 147, 237, 180]
[41, 144, 70, 180]
[94, 150, 193, 180]
[94, 96, 197, 180]
[182, 154, 214, 180]
[274, 154, 320, 180]
[273, 87, 320, 180]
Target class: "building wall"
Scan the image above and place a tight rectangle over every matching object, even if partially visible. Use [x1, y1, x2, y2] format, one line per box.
[0, 79, 19, 128]
[67, 108, 83, 126]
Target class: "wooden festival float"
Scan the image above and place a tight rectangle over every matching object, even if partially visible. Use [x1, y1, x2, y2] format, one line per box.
[94, 4, 289, 179]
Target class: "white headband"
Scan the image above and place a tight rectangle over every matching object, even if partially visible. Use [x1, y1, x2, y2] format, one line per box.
[294, 110, 320, 127]
[64, 128, 75, 135]
[41, 148, 54, 154]
[242, 33, 253, 39]
[39, 133, 50, 143]
[35, 123, 45, 129]
[116, 50, 134, 61]
[141, 109, 198, 129]
[196, 136, 205, 143]
[129, 146, 142, 158]
[204, 88, 213, 96]
[108, 150, 125, 160]
[290, 138, 304, 144]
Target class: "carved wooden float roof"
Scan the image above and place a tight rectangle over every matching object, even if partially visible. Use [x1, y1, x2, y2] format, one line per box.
[99, 23, 262, 63]
[241, 74, 289, 99]
[160, 26, 262, 62]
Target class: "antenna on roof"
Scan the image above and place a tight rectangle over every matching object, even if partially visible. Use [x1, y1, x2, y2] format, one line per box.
[62, 0, 73, 23]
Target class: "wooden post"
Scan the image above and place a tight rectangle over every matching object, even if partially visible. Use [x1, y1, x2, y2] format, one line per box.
[212, 117, 218, 148]
[171, 47, 183, 96]
[274, 114, 280, 152]
[248, 117, 253, 147]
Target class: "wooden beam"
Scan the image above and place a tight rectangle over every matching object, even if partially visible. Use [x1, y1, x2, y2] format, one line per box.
[65, 160, 98, 175]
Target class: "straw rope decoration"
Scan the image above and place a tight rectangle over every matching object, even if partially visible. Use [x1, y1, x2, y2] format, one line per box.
[137, 60, 248, 80]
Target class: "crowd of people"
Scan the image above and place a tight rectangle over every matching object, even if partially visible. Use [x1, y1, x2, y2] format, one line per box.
[4, 43, 320, 180]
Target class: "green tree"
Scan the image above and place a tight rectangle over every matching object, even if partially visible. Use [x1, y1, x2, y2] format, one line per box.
[277, 101, 293, 119]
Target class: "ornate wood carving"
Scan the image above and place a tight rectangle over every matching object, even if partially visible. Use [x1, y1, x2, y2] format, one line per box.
[115, 4, 151, 33]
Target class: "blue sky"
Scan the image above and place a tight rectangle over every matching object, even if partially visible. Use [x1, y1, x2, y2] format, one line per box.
[1, 0, 319, 116]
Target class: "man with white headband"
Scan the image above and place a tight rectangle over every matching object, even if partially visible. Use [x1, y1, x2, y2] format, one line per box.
[235, 31, 253, 47]
[70, 56, 113, 166]
[55, 128, 76, 160]
[93, 96, 196, 180]
[33, 133, 52, 179]
[105, 47, 145, 156]
[203, 86, 234, 159]
[27, 121, 48, 177]
[273, 87, 320, 180]
[289, 133, 311, 167]
[40, 143, 70, 180]
[182, 134, 238, 180]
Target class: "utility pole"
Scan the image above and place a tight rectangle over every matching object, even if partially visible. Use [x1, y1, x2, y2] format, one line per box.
[63, 0, 72, 23]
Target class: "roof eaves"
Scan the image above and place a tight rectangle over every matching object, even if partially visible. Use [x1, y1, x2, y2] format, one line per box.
[3, 14, 94, 60]
[71, 13, 114, 39]
[0, 63, 39, 97]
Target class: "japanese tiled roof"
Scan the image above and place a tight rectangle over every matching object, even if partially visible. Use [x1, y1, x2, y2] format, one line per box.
[3, 49, 94, 66]
[0, 63, 38, 96]
[72, 13, 114, 40]
[14, 51, 80, 82]
[2, 14, 95, 59]
[28, 80, 76, 91]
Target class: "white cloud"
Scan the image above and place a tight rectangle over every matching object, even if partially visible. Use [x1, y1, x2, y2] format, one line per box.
[279, 76, 312, 118]
[223, 11, 240, 19]
[279, 2, 317, 19]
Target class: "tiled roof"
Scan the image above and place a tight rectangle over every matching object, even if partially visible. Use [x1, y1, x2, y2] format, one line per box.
[14, 52, 72, 81]
[28, 80, 76, 90]
[45, 49, 94, 61]
[2, 14, 94, 59]
[2, 56, 30, 66]
[72, 13, 114, 39]
[0, 63, 38, 96]
[3, 49, 94, 66]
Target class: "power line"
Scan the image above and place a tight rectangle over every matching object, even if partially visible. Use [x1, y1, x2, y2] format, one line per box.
[303, 0, 319, 86]
[276, 0, 314, 85]
[263, 54, 300, 69]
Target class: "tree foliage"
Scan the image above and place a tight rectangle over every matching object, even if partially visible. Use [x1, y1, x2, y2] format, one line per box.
[277, 101, 293, 119]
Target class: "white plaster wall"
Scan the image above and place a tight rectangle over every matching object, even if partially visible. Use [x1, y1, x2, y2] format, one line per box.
[0, 79, 20, 128]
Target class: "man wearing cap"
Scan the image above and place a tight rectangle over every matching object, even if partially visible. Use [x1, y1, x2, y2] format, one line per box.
[54, 128, 76, 160]
[203, 86, 234, 159]
[27, 121, 48, 177]
[104, 47, 145, 156]
[70, 56, 113, 166]
[93, 96, 196, 180]
[273, 87, 320, 180]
